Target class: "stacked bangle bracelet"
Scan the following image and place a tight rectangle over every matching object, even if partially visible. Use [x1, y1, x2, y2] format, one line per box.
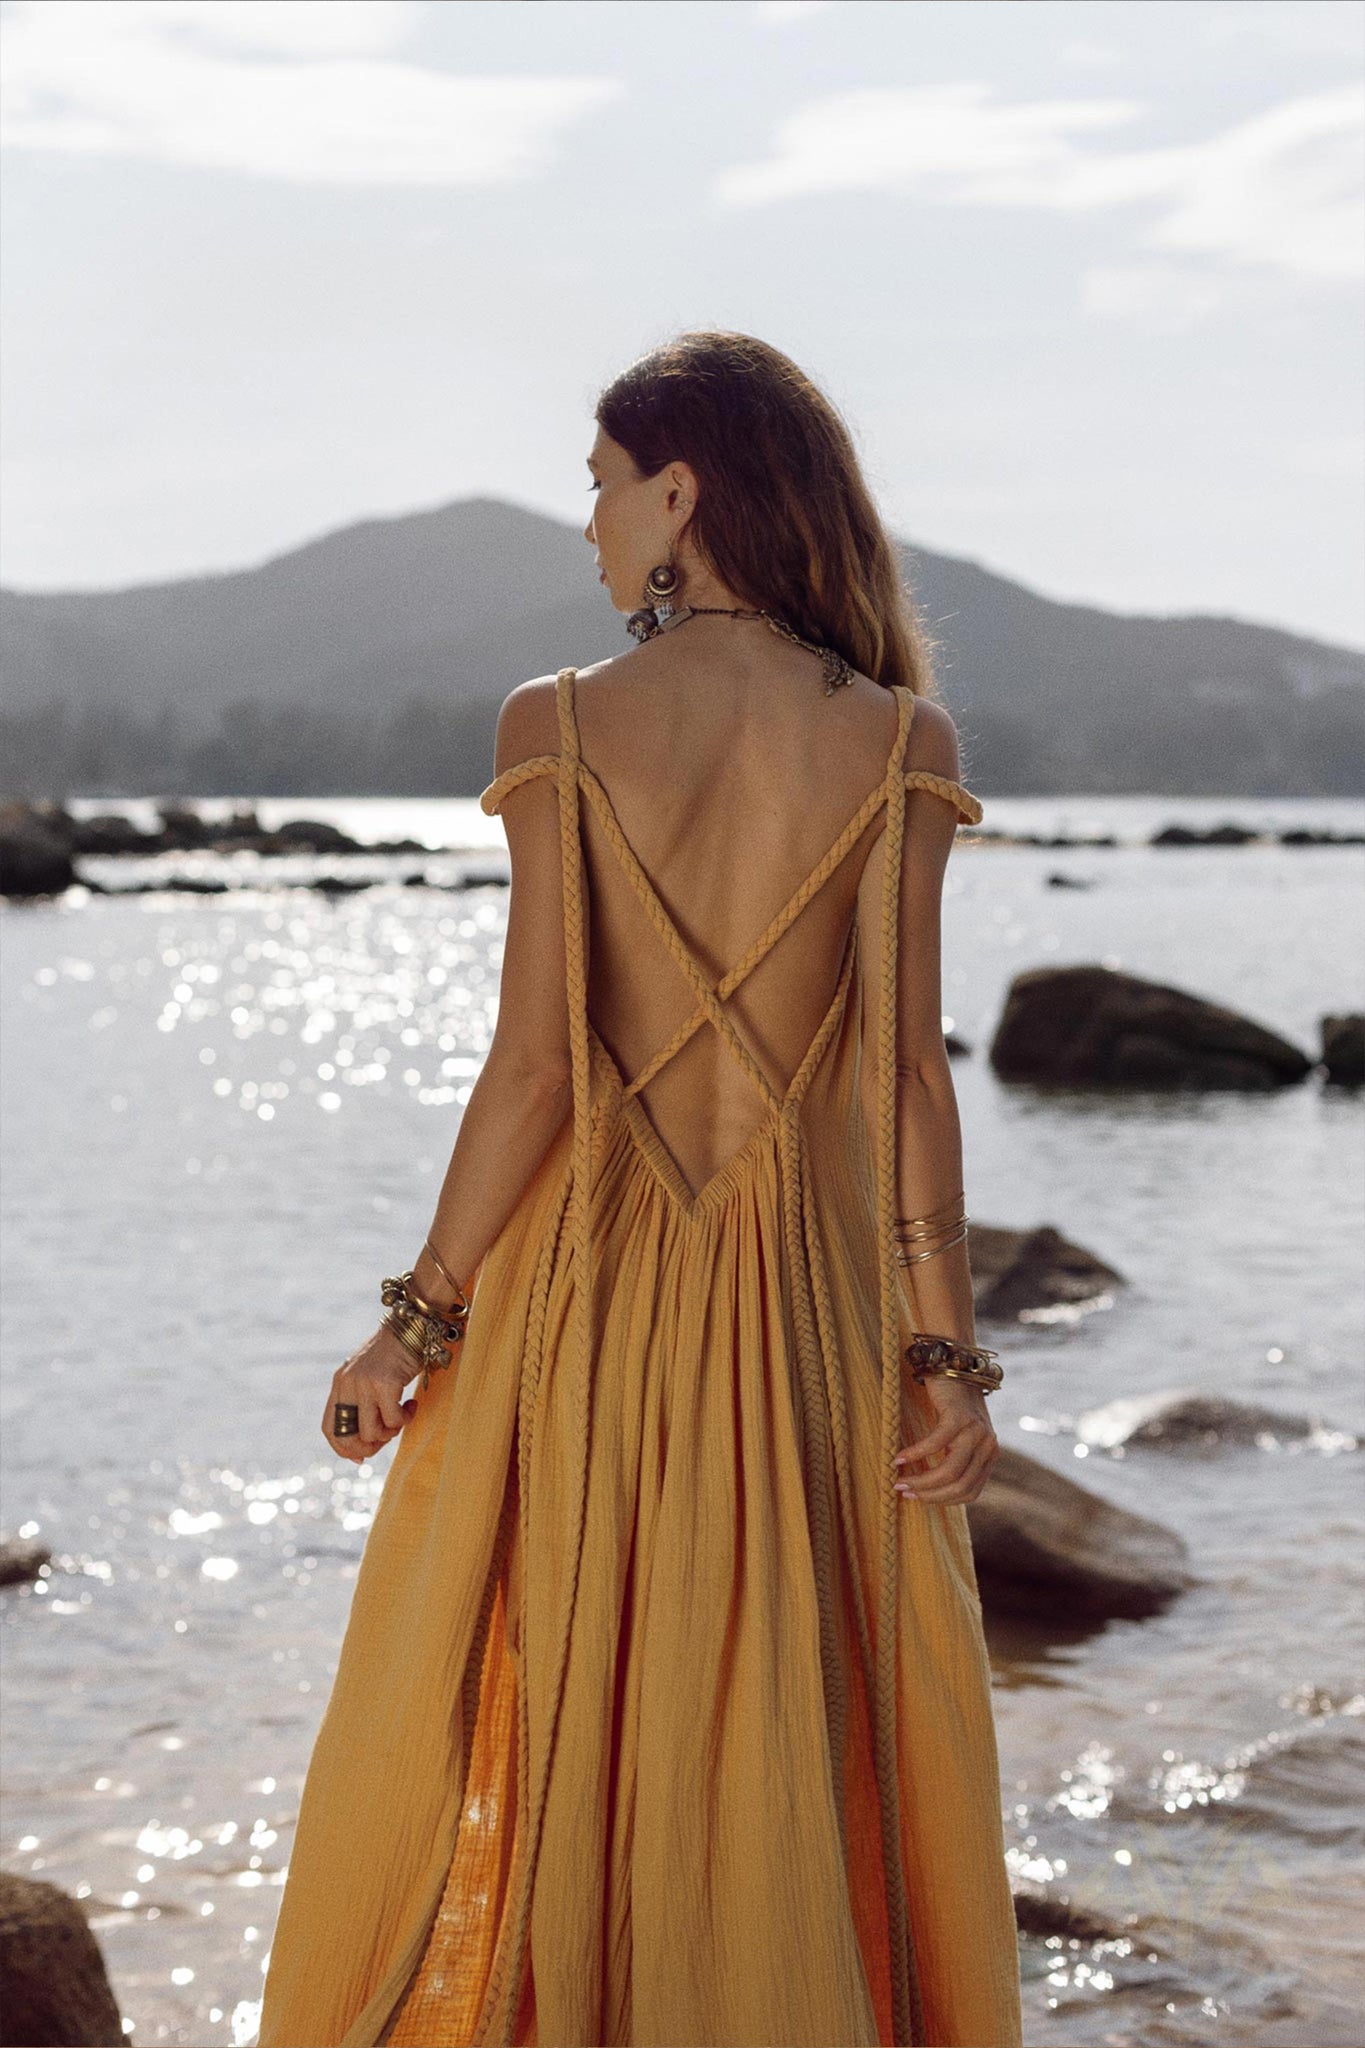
[892, 1194, 1002, 1393]
[893, 1191, 968, 1266]
[380, 1262, 472, 1389]
[903, 1333, 1003, 1395]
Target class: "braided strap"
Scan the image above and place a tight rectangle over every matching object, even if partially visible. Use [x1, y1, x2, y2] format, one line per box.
[479, 754, 559, 815]
[903, 769, 983, 826]
[876, 687, 927, 2046]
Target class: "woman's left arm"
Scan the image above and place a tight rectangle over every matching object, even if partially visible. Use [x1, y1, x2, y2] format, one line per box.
[322, 677, 573, 1461]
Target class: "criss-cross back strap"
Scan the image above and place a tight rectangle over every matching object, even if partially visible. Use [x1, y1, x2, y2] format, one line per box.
[479, 668, 981, 2046]
[480, 694, 983, 1110]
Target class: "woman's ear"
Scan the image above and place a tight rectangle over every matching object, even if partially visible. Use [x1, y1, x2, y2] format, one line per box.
[668, 460, 697, 513]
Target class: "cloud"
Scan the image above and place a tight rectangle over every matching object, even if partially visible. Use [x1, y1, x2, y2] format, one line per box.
[0, 0, 621, 186]
[712, 80, 1364, 285]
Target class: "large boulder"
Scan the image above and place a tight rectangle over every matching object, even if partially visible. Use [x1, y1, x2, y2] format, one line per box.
[0, 804, 76, 898]
[966, 1445, 1194, 1620]
[990, 964, 1312, 1089]
[1321, 1013, 1364, 1087]
[0, 1871, 125, 2046]
[967, 1222, 1122, 1319]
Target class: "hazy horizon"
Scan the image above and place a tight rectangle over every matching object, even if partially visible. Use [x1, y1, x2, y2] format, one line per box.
[5, 485, 1364, 659]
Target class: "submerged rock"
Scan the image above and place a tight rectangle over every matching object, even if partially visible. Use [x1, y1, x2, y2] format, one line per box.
[69, 812, 158, 854]
[1321, 1013, 1364, 1087]
[0, 1871, 124, 2046]
[966, 1446, 1194, 1621]
[0, 803, 76, 898]
[0, 1537, 50, 1586]
[1150, 821, 1261, 846]
[971, 827, 1118, 849]
[262, 817, 365, 854]
[990, 964, 1312, 1089]
[968, 1222, 1122, 1319]
[308, 874, 373, 895]
[1078, 1390, 1358, 1453]
[153, 801, 256, 850]
[1011, 1886, 1123, 1942]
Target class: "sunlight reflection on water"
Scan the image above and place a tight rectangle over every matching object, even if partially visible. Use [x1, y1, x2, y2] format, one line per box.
[3, 830, 1363, 2047]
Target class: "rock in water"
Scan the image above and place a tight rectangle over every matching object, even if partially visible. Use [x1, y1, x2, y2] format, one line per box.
[0, 803, 76, 898]
[990, 963, 1312, 1089]
[966, 1446, 1194, 1620]
[967, 1221, 1123, 1318]
[265, 817, 364, 853]
[1011, 1887, 1122, 1941]
[1321, 1013, 1364, 1087]
[69, 813, 159, 855]
[0, 1871, 125, 2046]
[0, 1537, 50, 1586]
[1078, 1390, 1357, 1452]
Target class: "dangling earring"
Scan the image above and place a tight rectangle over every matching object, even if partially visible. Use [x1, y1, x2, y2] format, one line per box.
[627, 552, 681, 644]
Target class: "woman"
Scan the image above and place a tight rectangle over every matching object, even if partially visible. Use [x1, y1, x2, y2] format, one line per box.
[255, 331, 1022, 2048]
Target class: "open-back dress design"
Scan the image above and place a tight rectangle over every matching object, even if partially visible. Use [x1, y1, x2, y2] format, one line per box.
[254, 669, 1023, 2048]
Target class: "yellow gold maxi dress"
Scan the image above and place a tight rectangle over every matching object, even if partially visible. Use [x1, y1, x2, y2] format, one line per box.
[255, 669, 1023, 2048]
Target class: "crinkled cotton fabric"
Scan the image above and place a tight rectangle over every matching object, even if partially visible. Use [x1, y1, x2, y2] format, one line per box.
[254, 670, 1022, 2048]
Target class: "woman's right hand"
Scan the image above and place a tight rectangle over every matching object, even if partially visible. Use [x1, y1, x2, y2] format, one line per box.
[321, 1320, 426, 1464]
[892, 1373, 999, 1506]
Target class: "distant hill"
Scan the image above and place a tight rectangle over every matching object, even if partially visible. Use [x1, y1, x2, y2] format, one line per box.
[2, 495, 1361, 797]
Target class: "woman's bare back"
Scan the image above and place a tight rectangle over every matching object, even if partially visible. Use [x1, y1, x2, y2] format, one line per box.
[564, 630, 960, 1201]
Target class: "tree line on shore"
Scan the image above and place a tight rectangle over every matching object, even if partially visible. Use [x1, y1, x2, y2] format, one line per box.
[1, 695, 502, 800]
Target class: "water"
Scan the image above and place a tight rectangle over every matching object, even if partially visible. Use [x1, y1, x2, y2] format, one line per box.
[3, 797, 1363, 2048]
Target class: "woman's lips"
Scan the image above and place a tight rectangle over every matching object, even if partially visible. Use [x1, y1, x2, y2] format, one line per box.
[599, 569, 606, 583]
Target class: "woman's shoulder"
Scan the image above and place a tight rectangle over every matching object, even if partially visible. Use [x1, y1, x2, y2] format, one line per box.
[493, 651, 636, 763]
[492, 670, 566, 774]
[902, 691, 965, 785]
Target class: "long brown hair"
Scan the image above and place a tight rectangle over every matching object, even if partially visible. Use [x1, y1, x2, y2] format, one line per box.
[595, 330, 940, 696]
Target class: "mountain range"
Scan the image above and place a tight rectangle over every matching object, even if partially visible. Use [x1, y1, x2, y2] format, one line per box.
[2, 496, 1361, 797]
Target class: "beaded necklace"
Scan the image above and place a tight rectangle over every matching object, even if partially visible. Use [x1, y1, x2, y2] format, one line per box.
[632, 600, 857, 695]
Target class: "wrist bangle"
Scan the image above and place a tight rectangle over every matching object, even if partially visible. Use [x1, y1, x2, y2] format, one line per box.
[380, 1270, 468, 1389]
[904, 1332, 1003, 1395]
[894, 1223, 969, 1265]
[423, 1237, 472, 1302]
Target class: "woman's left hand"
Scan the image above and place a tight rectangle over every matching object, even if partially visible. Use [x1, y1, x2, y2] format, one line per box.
[321, 1322, 424, 1464]
[893, 1373, 999, 1505]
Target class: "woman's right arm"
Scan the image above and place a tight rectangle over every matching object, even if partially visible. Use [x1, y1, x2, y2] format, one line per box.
[856, 694, 999, 1506]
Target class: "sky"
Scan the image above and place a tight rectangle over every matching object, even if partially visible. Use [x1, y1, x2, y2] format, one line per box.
[1, 0, 1362, 648]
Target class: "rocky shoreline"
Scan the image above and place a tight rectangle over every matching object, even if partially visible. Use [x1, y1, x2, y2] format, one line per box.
[2, 796, 1363, 904]
[4, 798, 1360, 1090]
